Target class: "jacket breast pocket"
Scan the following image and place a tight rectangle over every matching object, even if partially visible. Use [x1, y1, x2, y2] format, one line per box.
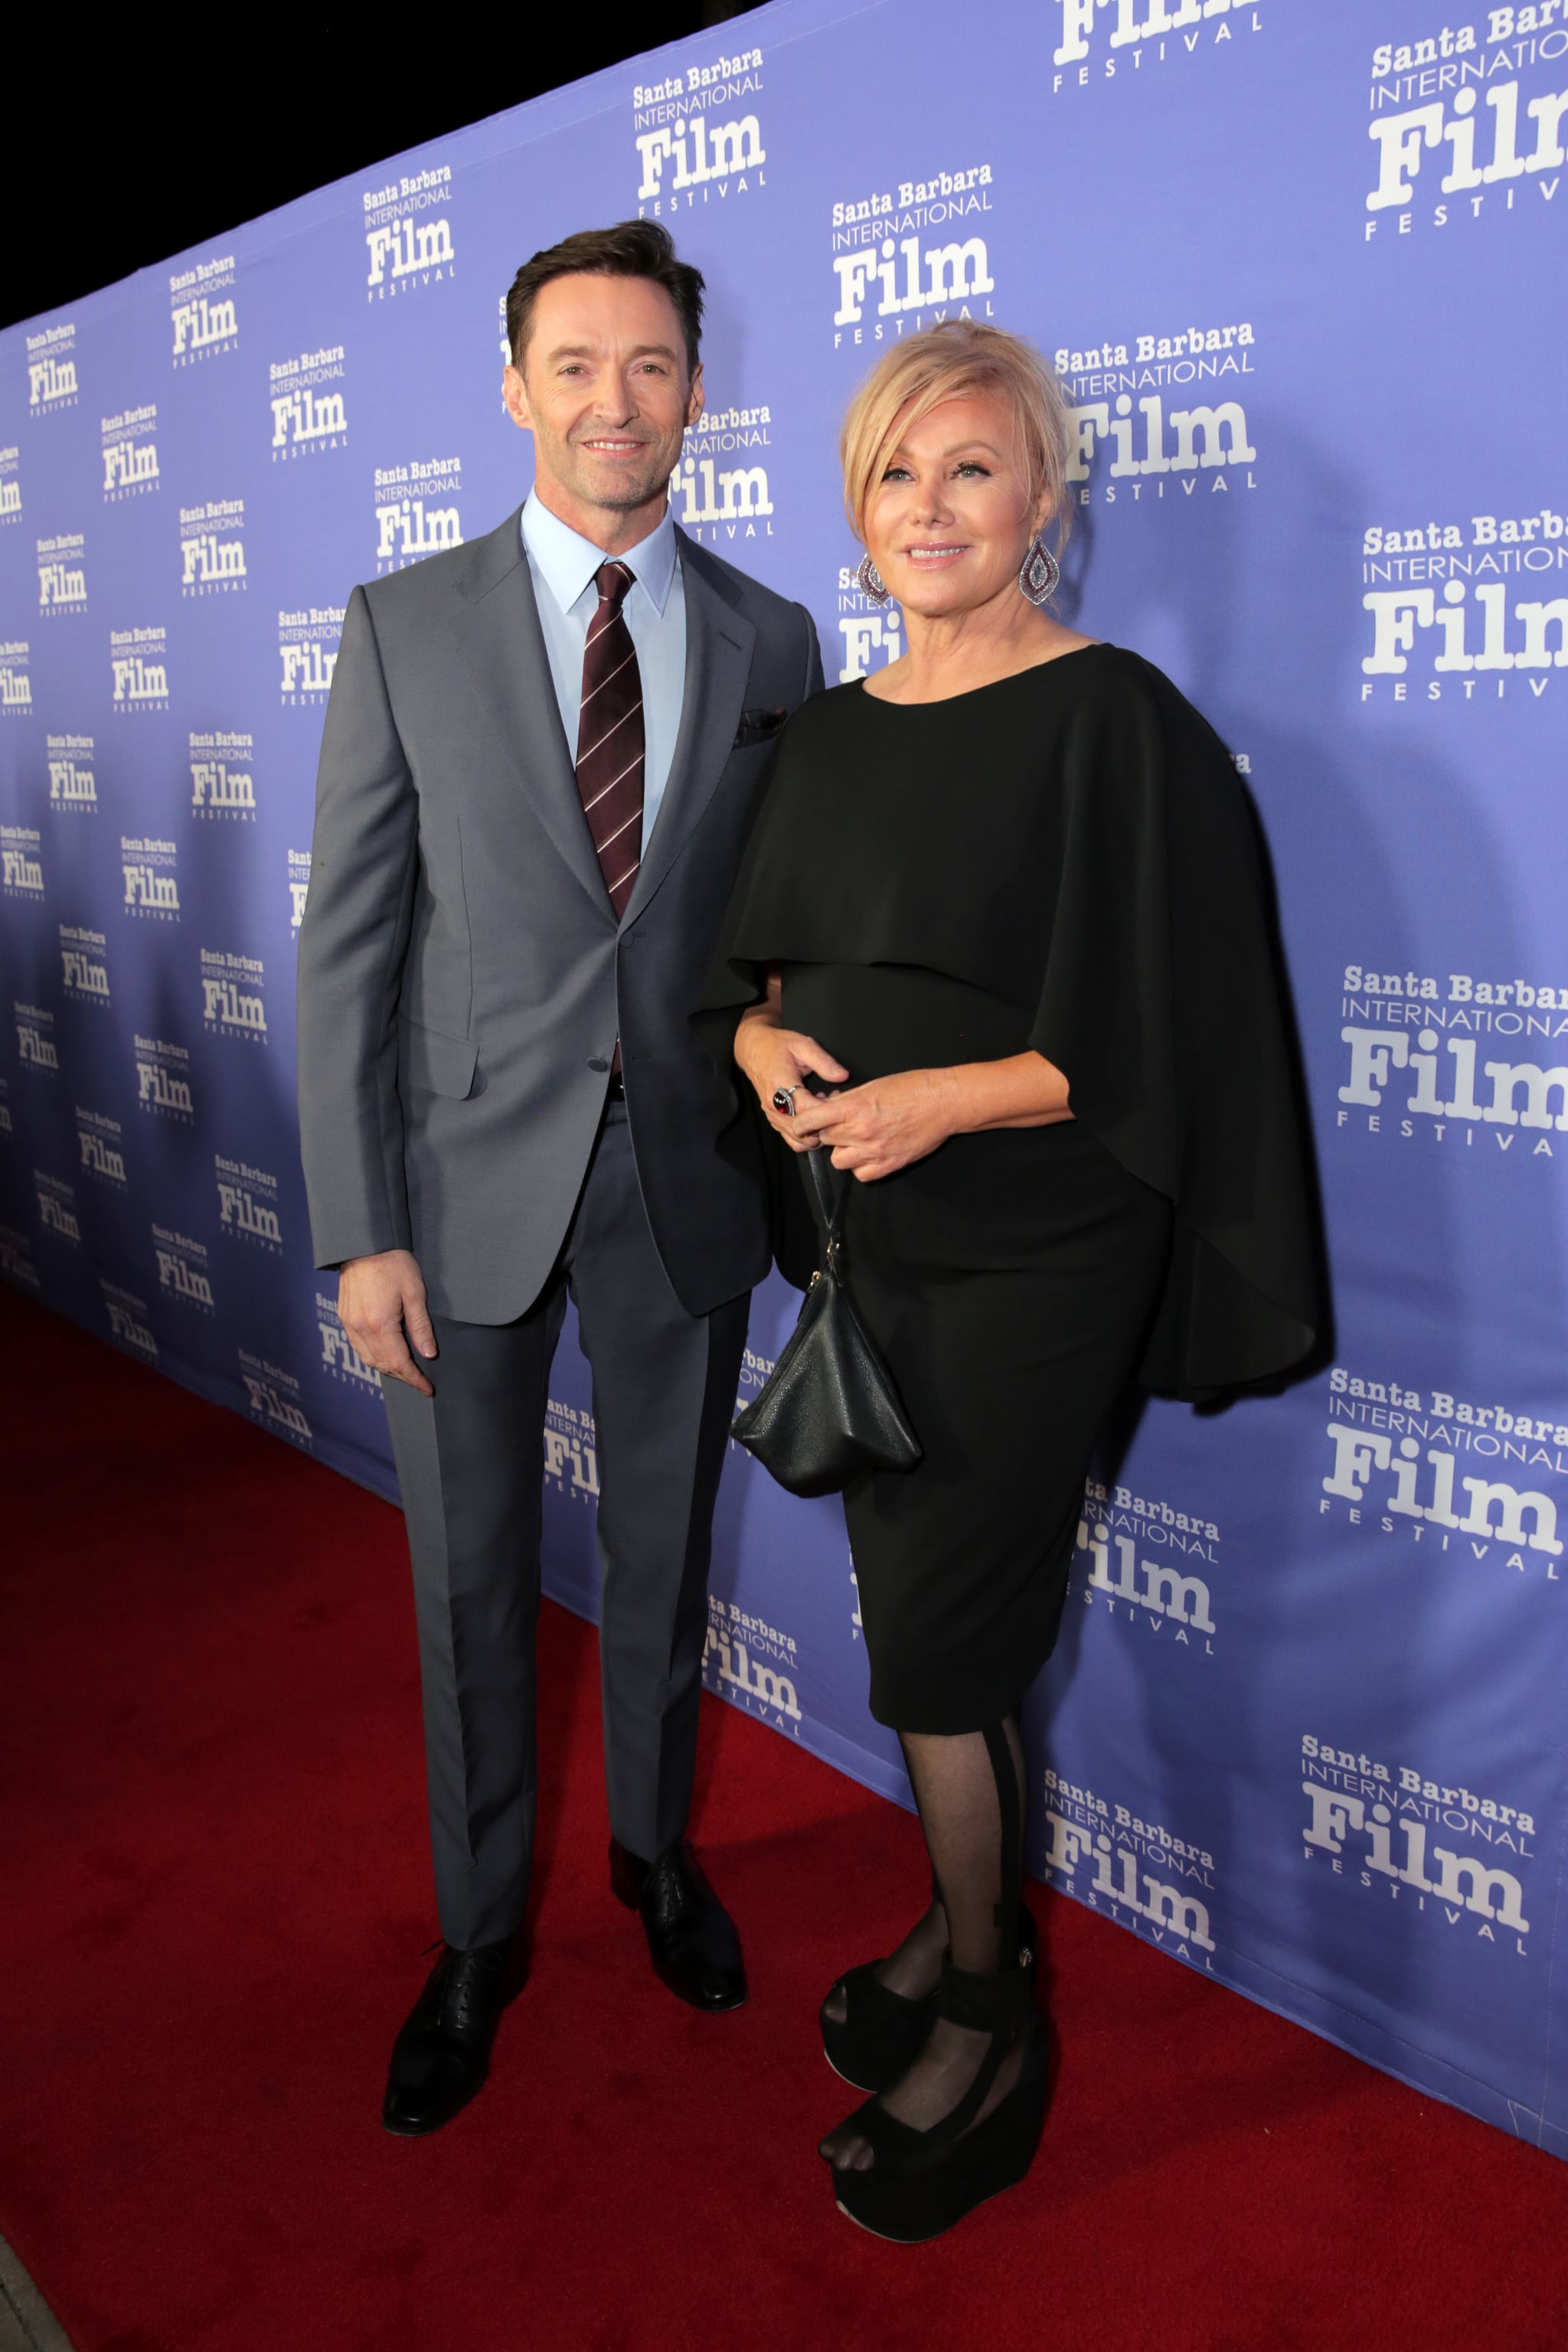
[733, 706, 789, 749]
[398, 1014, 479, 1100]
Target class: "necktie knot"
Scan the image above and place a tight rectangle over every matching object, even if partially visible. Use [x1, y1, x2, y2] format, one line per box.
[593, 560, 635, 616]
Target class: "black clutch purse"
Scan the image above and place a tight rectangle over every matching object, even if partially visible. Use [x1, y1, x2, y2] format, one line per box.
[730, 1148, 921, 1498]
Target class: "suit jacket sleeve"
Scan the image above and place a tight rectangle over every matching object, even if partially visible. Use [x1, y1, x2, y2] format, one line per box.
[296, 584, 418, 1269]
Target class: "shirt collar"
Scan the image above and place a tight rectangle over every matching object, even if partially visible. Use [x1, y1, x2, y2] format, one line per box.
[521, 490, 678, 619]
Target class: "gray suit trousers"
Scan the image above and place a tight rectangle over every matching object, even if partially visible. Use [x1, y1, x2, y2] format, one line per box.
[381, 1102, 750, 1951]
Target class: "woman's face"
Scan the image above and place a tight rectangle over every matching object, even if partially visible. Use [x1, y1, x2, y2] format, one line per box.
[862, 391, 1044, 622]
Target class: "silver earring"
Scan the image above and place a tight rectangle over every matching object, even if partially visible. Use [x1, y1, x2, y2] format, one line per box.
[1018, 537, 1060, 606]
[856, 552, 890, 606]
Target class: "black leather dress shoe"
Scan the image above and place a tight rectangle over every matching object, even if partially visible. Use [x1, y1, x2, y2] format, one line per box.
[382, 1940, 514, 2137]
[609, 1836, 747, 2013]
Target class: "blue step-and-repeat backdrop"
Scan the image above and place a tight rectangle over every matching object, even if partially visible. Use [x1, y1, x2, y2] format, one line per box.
[3, 0, 1566, 2151]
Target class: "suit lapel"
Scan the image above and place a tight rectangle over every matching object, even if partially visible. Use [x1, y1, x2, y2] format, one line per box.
[625, 537, 755, 925]
[443, 508, 612, 921]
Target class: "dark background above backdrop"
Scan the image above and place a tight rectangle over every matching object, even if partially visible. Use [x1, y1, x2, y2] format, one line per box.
[2, 7, 760, 335]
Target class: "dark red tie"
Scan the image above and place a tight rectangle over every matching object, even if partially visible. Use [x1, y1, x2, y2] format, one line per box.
[575, 561, 645, 920]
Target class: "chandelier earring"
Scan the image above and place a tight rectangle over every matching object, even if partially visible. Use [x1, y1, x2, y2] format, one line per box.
[856, 551, 891, 606]
[1018, 535, 1060, 606]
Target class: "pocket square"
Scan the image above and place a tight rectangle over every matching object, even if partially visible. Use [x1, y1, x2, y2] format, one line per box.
[733, 706, 789, 748]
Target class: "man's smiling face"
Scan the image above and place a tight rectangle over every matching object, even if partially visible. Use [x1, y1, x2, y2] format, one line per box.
[503, 271, 703, 543]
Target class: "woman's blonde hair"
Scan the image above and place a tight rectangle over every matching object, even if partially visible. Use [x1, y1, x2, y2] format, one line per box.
[839, 321, 1073, 551]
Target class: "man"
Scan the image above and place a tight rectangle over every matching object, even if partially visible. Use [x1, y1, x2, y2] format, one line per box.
[296, 220, 822, 2135]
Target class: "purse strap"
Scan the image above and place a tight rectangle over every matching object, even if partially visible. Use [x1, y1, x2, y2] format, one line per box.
[802, 1145, 851, 1280]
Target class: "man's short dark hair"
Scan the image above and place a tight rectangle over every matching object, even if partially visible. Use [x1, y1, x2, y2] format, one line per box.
[505, 220, 704, 381]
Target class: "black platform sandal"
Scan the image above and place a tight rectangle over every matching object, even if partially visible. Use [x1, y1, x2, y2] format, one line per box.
[819, 1900, 1040, 2094]
[825, 1953, 1049, 2243]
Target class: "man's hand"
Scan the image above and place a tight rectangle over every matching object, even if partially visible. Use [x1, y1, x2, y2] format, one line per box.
[338, 1249, 438, 1394]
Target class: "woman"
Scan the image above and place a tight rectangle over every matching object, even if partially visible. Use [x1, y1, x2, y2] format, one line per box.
[697, 322, 1318, 2241]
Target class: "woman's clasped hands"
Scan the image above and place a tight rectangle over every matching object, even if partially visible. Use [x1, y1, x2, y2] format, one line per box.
[791, 1066, 960, 1183]
[734, 1000, 959, 1183]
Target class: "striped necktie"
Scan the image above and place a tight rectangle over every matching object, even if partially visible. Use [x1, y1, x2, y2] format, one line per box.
[575, 560, 645, 920]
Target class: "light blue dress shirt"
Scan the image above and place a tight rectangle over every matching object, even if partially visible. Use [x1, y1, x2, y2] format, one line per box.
[521, 492, 687, 855]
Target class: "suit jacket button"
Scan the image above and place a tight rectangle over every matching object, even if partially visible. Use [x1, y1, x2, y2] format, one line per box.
[587, 1057, 609, 1072]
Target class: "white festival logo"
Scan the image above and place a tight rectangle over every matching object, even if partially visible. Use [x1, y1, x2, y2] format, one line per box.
[1322, 1420, 1563, 1557]
[1367, 79, 1568, 217]
[49, 755, 95, 805]
[374, 497, 461, 564]
[320, 1305, 380, 1388]
[104, 1295, 155, 1353]
[1302, 1785, 1529, 1936]
[136, 1055, 191, 1115]
[38, 553, 86, 609]
[833, 235, 995, 325]
[837, 564, 903, 683]
[277, 609, 343, 698]
[113, 652, 168, 704]
[181, 534, 245, 590]
[637, 113, 765, 200]
[272, 387, 347, 449]
[671, 453, 773, 529]
[1362, 581, 1567, 680]
[218, 1178, 280, 1243]
[1339, 1018, 1568, 1152]
[243, 1374, 311, 1439]
[366, 217, 453, 287]
[61, 941, 108, 998]
[103, 439, 158, 493]
[156, 1246, 213, 1306]
[1054, 0, 1258, 64]
[172, 295, 237, 358]
[1041, 1802, 1216, 1953]
[704, 1603, 802, 1722]
[279, 642, 336, 694]
[544, 1405, 600, 1501]
[80, 1126, 126, 1183]
[838, 610, 902, 681]
[1075, 1516, 1216, 1633]
[28, 356, 77, 407]
[1070, 392, 1254, 482]
[191, 756, 254, 814]
[37, 1184, 80, 1241]
[123, 861, 178, 913]
[17, 1018, 58, 1070]
[202, 967, 266, 1035]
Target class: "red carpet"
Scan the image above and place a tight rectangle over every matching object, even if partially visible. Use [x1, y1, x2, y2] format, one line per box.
[2, 1284, 1566, 2352]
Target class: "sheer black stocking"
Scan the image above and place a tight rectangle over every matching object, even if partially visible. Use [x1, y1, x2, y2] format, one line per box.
[820, 1717, 1027, 2172]
[819, 1877, 948, 2025]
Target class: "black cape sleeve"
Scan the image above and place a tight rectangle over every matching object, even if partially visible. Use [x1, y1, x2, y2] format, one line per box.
[1028, 655, 1318, 1395]
[694, 661, 1321, 1396]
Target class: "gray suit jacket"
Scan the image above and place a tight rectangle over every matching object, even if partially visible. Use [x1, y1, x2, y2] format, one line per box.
[296, 508, 822, 1322]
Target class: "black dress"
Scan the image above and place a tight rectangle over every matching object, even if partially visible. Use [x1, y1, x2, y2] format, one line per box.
[696, 647, 1318, 1736]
